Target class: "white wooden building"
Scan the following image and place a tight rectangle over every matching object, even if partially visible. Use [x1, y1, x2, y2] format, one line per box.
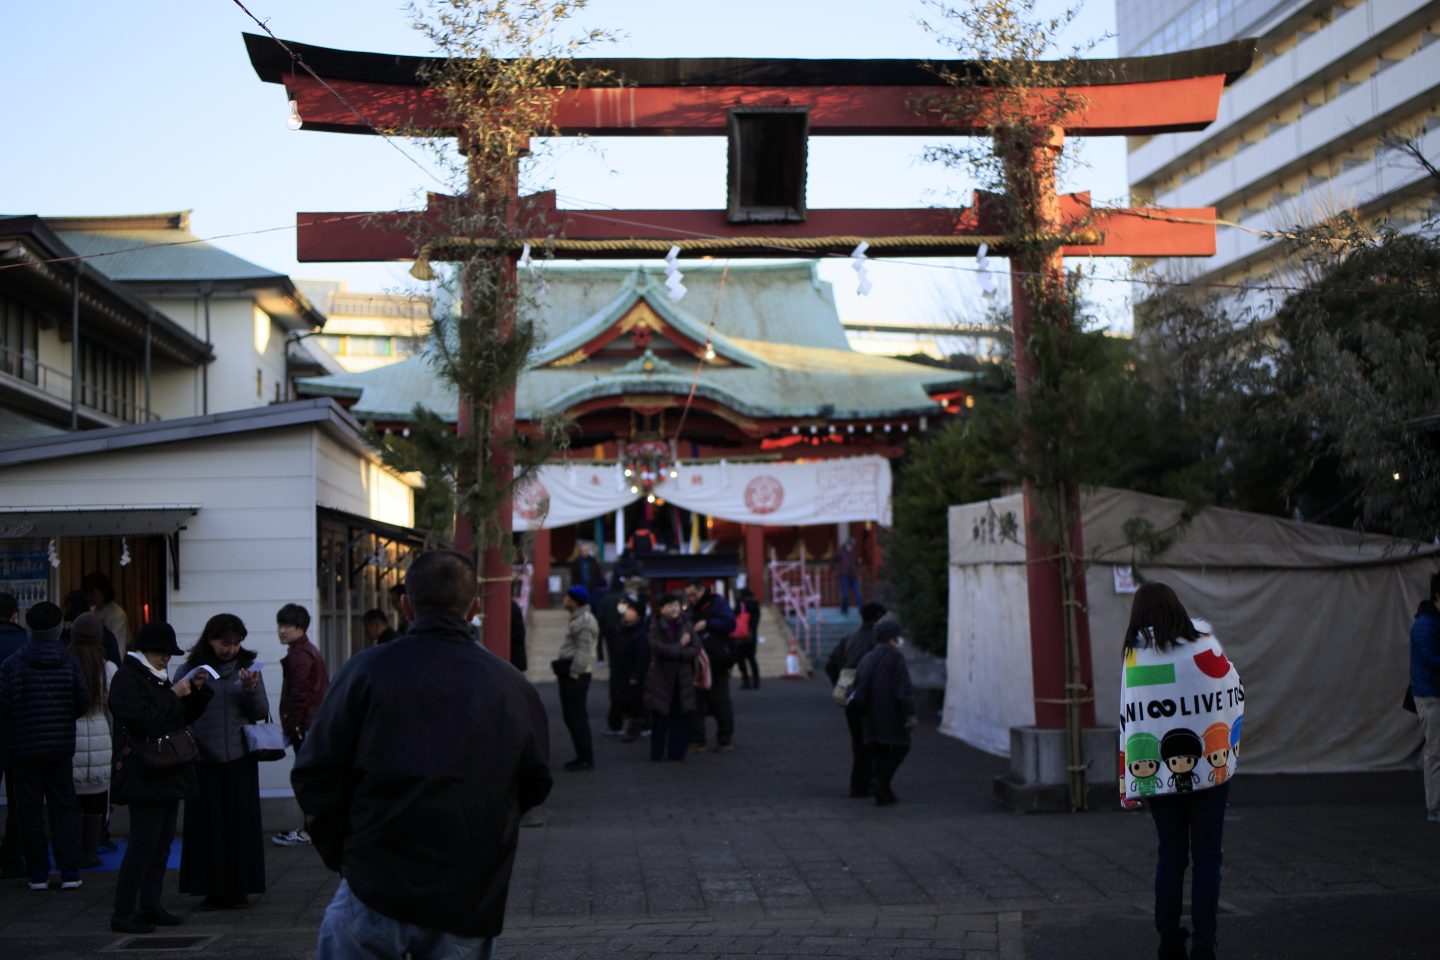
[0, 398, 424, 799]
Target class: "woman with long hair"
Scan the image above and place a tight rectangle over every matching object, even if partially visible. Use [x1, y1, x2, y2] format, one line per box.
[1120, 583, 1245, 960]
[67, 613, 117, 868]
[178, 614, 269, 910]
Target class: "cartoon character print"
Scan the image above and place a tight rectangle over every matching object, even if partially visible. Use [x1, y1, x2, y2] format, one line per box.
[1125, 732, 1162, 798]
[1160, 728, 1202, 793]
[1203, 722, 1231, 785]
[1229, 715, 1243, 762]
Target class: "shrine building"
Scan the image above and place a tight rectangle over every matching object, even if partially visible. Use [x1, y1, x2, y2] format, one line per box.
[295, 261, 971, 604]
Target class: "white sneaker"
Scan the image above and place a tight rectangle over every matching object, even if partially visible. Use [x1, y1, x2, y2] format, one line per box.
[59, 878, 82, 890]
[271, 830, 312, 846]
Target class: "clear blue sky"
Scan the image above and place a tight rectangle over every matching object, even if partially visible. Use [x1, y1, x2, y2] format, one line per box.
[0, 0, 1134, 331]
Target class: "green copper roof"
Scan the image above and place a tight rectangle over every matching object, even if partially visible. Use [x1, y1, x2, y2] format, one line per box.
[297, 262, 967, 423]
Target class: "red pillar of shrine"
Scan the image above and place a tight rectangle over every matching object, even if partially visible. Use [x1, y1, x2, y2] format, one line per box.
[744, 524, 766, 602]
[1004, 126, 1096, 732]
[532, 527, 552, 609]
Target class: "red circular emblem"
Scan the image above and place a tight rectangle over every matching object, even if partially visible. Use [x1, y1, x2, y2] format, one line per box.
[744, 475, 784, 515]
[515, 481, 550, 522]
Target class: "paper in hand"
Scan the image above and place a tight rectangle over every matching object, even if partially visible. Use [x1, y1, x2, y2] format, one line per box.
[179, 664, 220, 684]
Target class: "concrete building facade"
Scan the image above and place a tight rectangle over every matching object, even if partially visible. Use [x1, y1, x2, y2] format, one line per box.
[1122, 0, 1440, 291]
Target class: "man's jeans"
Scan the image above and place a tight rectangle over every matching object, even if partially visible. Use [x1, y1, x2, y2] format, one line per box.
[1148, 782, 1230, 948]
[838, 576, 863, 614]
[318, 878, 495, 960]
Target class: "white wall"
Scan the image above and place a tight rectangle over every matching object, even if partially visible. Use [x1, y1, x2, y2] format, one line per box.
[0, 425, 322, 792]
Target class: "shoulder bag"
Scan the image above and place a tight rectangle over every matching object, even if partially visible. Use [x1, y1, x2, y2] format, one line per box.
[832, 668, 857, 706]
[244, 714, 289, 761]
[134, 730, 199, 774]
[694, 648, 713, 690]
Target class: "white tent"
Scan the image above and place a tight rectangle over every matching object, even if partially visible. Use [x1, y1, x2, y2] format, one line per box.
[944, 487, 1437, 774]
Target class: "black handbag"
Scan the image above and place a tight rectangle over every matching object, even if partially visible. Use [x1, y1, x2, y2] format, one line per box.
[550, 657, 573, 678]
[133, 730, 199, 774]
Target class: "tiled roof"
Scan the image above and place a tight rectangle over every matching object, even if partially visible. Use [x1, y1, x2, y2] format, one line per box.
[297, 263, 968, 423]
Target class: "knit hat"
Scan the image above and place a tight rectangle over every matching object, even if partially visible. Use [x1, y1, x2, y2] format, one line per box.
[860, 601, 888, 624]
[567, 585, 590, 605]
[873, 619, 902, 644]
[71, 612, 104, 646]
[25, 601, 63, 643]
[133, 622, 184, 656]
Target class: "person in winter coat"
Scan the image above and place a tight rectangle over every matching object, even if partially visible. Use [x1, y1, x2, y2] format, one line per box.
[608, 597, 651, 741]
[644, 594, 699, 761]
[274, 603, 326, 847]
[847, 619, 915, 807]
[836, 539, 864, 616]
[556, 587, 599, 771]
[62, 588, 121, 667]
[108, 622, 212, 934]
[0, 591, 28, 880]
[826, 602, 888, 798]
[0, 601, 90, 891]
[293, 549, 552, 959]
[82, 571, 130, 654]
[684, 579, 737, 752]
[178, 614, 269, 909]
[1411, 571, 1440, 823]
[1120, 582, 1242, 960]
[734, 588, 762, 690]
[68, 613, 118, 868]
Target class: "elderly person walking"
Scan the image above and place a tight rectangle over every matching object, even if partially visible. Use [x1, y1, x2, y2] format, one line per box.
[68, 613, 119, 868]
[179, 614, 269, 910]
[645, 593, 699, 762]
[557, 587, 598, 771]
[108, 623, 212, 933]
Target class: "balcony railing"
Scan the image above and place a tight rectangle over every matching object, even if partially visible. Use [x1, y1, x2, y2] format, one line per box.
[0, 343, 158, 425]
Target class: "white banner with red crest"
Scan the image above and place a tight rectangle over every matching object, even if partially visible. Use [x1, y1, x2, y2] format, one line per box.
[512, 456, 892, 530]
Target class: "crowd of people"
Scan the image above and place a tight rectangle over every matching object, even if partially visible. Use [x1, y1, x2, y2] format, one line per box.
[549, 577, 766, 768]
[0, 585, 331, 935]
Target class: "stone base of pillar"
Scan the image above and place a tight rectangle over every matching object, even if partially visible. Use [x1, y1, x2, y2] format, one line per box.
[992, 725, 1119, 813]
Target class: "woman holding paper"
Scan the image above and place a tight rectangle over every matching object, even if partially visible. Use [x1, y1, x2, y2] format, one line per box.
[178, 614, 269, 910]
[108, 622, 212, 934]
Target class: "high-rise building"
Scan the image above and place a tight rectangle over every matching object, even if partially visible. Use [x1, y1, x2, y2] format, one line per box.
[1121, 0, 1440, 293]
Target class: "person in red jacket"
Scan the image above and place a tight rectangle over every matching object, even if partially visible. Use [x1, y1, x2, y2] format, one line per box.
[273, 603, 327, 846]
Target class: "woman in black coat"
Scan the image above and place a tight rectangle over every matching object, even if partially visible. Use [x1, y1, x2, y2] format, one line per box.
[643, 593, 698, 762]
[847, 620, 916, 806]
[178, 614, 268, 909]
[108, 623, 212, 934]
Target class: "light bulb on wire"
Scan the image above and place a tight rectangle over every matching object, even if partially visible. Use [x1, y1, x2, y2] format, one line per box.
[704, 342, 716, 361]
[286, 99, 303, 131]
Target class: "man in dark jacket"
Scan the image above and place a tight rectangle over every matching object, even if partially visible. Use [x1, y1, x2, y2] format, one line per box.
[1411, 572, 1440, 821]
[849, 620, 917, 807]
[608, 597, 651, 741]
[0, 602, 89, 889]
[827, 602, 887, 798]
[684, 579, 738, 752]
[294, 549, 552, 958]
[0, 592, 28, 878]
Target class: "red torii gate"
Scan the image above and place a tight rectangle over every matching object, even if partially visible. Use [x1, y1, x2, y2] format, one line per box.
[246, 35, 1252, 733]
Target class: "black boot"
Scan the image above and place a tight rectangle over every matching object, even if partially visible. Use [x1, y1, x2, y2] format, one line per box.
[81, 814, 104, 869]
[1189, 943, 1214, 960]
[1158, 929, 1189, 960]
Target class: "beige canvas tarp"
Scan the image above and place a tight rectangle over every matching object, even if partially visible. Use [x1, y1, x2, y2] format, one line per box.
[944, 487, 1438, 773]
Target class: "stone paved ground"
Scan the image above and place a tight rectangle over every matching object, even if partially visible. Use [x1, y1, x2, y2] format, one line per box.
[2, 663, 1438, 958]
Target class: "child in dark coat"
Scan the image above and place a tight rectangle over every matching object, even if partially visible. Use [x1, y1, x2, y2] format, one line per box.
[847, 620, 917, 806]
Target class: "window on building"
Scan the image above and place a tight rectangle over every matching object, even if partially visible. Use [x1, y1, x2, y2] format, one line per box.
[0, 293, 41, 385]
[78, 336, 138, 420]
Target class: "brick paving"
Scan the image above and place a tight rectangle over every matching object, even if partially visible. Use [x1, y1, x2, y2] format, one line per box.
[2, 650, 1438, 958]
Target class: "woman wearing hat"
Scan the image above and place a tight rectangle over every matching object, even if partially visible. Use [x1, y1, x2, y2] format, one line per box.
[108, 622, 213, 934]
[178, 614, 269, 910]
[67, 613, 118, 868]
[847, 619, 917, 806]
